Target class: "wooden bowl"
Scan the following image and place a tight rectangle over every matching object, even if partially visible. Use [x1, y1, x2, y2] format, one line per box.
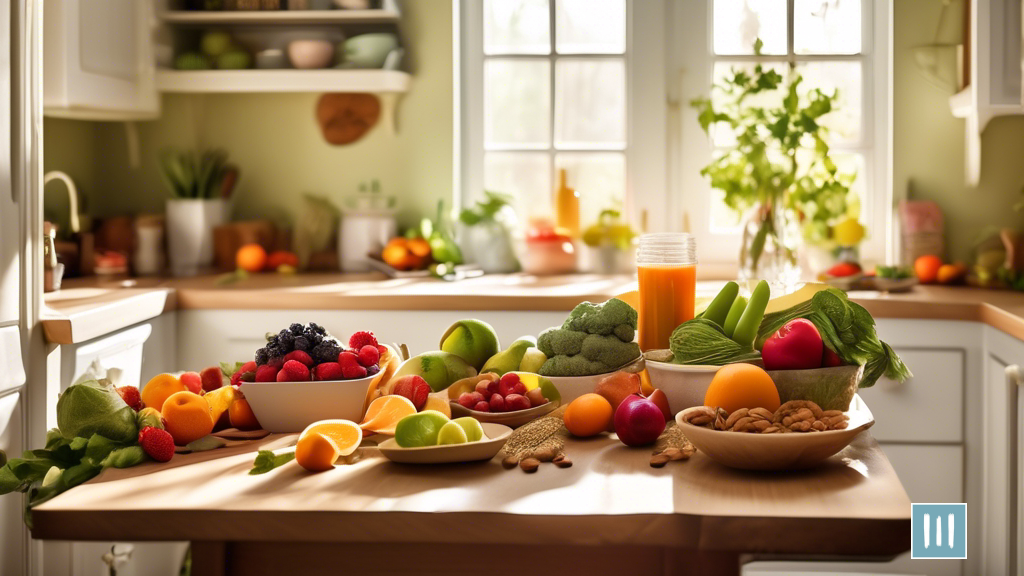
[377, 423, 512, 464]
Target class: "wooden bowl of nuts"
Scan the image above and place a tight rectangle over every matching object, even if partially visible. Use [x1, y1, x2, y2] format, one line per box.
[675, 395, 875, 470]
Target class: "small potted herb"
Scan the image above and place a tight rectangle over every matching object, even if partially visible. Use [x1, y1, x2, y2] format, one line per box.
[159, 149, 234, 276]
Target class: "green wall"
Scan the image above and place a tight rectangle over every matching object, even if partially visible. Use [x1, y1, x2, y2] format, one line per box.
[43, 0, 453, 233]
[894, 0, 1024, 262]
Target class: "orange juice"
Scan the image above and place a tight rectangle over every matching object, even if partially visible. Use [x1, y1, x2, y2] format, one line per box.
[638, 264, 696, 351]
[635, 233, 697, 351]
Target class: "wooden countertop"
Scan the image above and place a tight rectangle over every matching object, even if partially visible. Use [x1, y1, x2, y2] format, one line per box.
[41, 273, 1024, 344]
[32, 431, 910, 560]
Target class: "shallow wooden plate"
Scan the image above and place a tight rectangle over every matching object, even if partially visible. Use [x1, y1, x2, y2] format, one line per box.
[676, 395, 875, 470]
[449, 400, 558, 428]
[377, 423, 513, 464]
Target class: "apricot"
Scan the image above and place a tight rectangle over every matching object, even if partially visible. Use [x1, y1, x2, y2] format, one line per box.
[229, 398, 261, 431]
[594, 371, 642, 412]
[162, 391, 215, 446]
[141, 373, 186, 413]
[703, 363, 780, 414]
[564, 393, 614, 437]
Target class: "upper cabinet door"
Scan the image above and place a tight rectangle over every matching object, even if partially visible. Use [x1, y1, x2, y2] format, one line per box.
[43, 0, 159, 120]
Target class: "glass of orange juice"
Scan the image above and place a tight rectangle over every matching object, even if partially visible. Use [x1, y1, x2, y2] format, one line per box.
[636, 233, 697, 351]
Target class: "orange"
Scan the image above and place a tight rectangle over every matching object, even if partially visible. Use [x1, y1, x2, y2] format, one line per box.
[914, 254, 943, 284]
[162, 391, 215, 446]
[266, 250, 298, 271]
[295, 419, 362, 472]
[381, 238, 412, 270]
[703, 363, 780, 414]
[563, 393, 614, 438]
[141, 373, 186, 413]
[359, 395, 417, 435]
[406, 237, 432, 268]
[937, 263, 966, 285]
[236, 244, 268, 273]
[228, 398, 261, 431]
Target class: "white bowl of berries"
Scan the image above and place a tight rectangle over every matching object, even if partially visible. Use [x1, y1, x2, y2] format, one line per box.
[447, 371, 561, 428]
[240, 325, 395, 433]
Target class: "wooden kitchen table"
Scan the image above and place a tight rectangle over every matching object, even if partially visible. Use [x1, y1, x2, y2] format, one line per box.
[31, 432, 911, 576]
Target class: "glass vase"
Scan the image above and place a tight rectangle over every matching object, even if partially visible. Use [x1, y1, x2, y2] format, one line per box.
[738, 200, 801, 290]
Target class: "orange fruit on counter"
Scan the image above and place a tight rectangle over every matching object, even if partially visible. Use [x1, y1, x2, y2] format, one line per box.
[359, 395, 417, 435]
[914, 254, 943, 284]
[266, 250, 299, 271]
[936, 263, 966, 285]
[703, 363, 780, 415]
[563, 393, 614, 438]
[228, 398, 261, 431]
[407, 237, 432, 258]
[236, 243, 268, 273]
[141, 373, 186, 413]
[295, 419, 362, 472]
[381, 238, 413, 270]
[162, 391, 215, 446]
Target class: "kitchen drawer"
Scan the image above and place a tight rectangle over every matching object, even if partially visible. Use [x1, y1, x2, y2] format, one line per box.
[859, 349, 963, 443]
[62, 323, 153, 391]
[0, 391, 26, 576]
[746, 444, 962, 576]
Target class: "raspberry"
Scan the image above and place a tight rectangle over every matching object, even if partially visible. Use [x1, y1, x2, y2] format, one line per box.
[284, 350, 313, 367]
[200, 367, 223, 392]
[505, 393, 530, 411]
[357, 345, 379, 367]
[341, 363, 368, 380]
[458, 392, 477, 409]
[276, 360, 311, 382]
[314, 362, 344, 381]
[377, 344, 388, 357]
[115, 386, 142, 411]
[498, 373, 522, 397]
[231, 361, 259, 387]
[138, 426, 174, 463]
[349, 331, 378, 350]
[489, 393, 505, 412]
[180, 372, 202, 394]
[473, 401, 491, 412]
[254, 364, 278, 382]
[338, 351, 359, 368]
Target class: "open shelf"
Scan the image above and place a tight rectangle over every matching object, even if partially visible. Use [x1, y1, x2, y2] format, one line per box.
[159, 9, 399, 25]
[155, 68, 410, 93]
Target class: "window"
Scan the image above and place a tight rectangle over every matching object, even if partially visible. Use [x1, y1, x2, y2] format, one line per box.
[460, 0, 665, 231]
[676, 0, 890, 264]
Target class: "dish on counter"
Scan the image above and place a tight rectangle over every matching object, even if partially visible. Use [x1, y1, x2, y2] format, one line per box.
[377, 422, 513, 464]
[447, 372, 561, 428]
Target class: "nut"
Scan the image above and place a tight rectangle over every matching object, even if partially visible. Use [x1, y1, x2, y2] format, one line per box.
[650, 454, 671, 468]
[530, 445, 559, 462]
[679, 406, 717, 427]
[502, 455, 519, 469]
[725, 408, 750, 429]
[519, 457, 540, 472]
[553, 454, 573, 468]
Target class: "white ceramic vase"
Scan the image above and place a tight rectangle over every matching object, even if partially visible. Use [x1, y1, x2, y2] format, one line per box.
[165, 199, 228, 276]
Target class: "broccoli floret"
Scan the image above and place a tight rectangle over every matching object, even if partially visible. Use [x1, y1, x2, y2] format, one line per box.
[562, 298, 638, 336]
[538, 354, 609, 377]
[613, 323, 635, 343]
[537, 327, 586, 357]
[580, 334, 641, 369]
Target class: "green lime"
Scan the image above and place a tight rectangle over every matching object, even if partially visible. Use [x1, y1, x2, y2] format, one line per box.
[436, 421, 468, 445]
[451, 417, 485, 442]
[394, 410, 451, 447]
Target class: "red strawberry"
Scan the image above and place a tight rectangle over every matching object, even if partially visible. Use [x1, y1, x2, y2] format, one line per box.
[349, 331, 379, 350]
[254, 364, 278, 382]
[200, 366, 223, 392]
[338, 351, 359, 368]
[276, 360, 311, 382]
[115, 386, 143, 411]
[180, 372, 202, 394]
[391, 375, 431, 410]
[231, 361, 258, 386]
[138, 426, 174, 463]
[314, 362, 344, 381]
[341, 363, 368, 380]
[284, 350, 314, 367]
[489, 393, 505, 412]
[357, 345, 379, 368]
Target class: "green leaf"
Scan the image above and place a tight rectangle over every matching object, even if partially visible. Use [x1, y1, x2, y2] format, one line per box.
[249, 450, 295, 475]
[101, 446, 146, 469]
[220, 361, 246, 378]
[184, 436, 227, 453]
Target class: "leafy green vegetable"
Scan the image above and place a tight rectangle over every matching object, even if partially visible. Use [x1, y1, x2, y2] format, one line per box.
[459, 191, 515, 225]
[101, 446, 146, 469]
[756, 288, 911, 387]
[249, 450, 295, 475]
[669, 318, 762, 366]
[57, 380, 138, 444]
[876, 265, 912, 280]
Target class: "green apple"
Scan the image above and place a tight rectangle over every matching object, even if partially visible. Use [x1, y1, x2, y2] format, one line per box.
[393, 352, 477, 392]
[394, 410, 451, 447]
[451, 417, 485, 442]
[440, 319, 501, 370]
[436, 421, 468, 445]
[200, 31, 234, 57]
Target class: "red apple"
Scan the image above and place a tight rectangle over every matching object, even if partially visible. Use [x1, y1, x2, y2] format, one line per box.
[822, 346, 842, 367]
[761, 319, 824, 371]
[613, 394, 666, 446]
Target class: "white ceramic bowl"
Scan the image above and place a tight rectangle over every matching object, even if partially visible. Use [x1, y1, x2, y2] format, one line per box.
[242, 375, 375, 433]
[377, 423, 513, 464]
[644, 360, 722, 413]
[287, 40, 335, 69]
[545, 373, 608, 404]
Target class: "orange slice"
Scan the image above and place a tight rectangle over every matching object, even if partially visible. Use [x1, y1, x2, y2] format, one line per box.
[295, 419, 362, 472]
[358, 395, 417, 435]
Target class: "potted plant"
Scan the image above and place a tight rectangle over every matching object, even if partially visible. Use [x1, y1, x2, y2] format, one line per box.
[691, 40, 858, 286]
[159, 149, 234, 276]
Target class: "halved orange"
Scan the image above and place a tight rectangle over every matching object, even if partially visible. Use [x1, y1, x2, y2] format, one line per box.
[359, 395, 417, 436]
[295, 419, 362, 472]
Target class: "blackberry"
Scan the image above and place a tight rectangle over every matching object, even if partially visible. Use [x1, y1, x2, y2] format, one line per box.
[311, 342, 341, 364]
[277, 330, 295, 350]
[289, 323, 304, 335]
[309, 322, 327, 336]
[366, 364, 380, 376]
[294, 336, 310, 351]
[255, 348, 269, 366]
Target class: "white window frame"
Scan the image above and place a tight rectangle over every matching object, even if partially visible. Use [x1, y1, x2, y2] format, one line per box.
[672, 0, 892, 266]
[456, 0, 667, 231]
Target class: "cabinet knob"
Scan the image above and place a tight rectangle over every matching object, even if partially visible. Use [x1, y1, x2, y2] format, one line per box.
[1005, 365, 1023, 387]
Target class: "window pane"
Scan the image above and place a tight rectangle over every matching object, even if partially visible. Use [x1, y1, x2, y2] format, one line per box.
[484, 0, 551, 55]
[794, 0, 862, 55]
[555, 153, 625, 227]
[797, 61, 862, 144]
[713, 0, 787, 55]
[555, 0, 625, 54]
[710, 62, 788, 147]
[485, 59, 551, 148]
[554, 58, 625, 149]
[484, 152, 552, 221]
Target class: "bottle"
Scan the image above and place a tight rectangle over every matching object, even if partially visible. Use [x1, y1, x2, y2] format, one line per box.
[554, 168, 579, 237]
[636, 233, 697, 351]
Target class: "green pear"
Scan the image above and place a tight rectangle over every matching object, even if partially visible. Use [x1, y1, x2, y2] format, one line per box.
[480, 336, 536, 375]
[440, 319, 501, 370]
[519, 347, 547, 374]
[393, 351, 478, 392]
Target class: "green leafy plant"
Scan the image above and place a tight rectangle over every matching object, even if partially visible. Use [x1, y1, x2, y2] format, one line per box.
[159, 148, 231, 200]
[690, 39, 857, 268]
[459, 191, 514, 226]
